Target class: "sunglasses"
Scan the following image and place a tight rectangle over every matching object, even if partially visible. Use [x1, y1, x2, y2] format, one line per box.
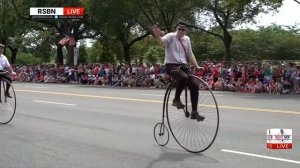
[177, 28, 186, 31]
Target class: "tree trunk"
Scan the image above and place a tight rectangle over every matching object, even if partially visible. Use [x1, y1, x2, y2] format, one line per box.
[10, 48, 18, 64]
[56, 44, 64, 65]
[124, 45, 131, 64]
[67, 45, 75, 66]
[7, 46, 18, 64]
[223, 31, 232, 62]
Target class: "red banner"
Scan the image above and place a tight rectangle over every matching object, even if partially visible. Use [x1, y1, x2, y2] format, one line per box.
[63, 7, 84, 16]
[267, 143, 292, 149]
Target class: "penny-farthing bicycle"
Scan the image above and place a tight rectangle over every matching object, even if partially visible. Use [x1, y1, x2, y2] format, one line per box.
[154, 66, 219, 153]
[0, 71, 17, 124]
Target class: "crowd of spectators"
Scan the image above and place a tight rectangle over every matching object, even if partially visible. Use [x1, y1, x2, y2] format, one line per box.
[10, 61, 300, 94]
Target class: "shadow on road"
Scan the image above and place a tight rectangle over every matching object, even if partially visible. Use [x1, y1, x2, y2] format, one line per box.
[145, 145, 218, 168]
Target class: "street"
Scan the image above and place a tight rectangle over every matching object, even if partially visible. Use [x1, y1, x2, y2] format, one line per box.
[0, 83, 299, 168]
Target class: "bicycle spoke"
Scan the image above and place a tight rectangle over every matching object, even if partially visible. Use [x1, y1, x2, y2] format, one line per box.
[166, 76, 219, 153]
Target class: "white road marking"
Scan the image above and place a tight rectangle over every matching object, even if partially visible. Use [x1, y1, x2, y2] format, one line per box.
[240, 95, 256, 98]
[25, 86, 49, 89]
[221, 149, 300, 164]
[33, 100, 76, 106]
[142, 93, 223, 97]
[142, 94, 164, 97]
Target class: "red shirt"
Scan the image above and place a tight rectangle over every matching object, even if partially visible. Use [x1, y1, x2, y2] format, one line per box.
[196, 70, 205, 78]
[211, 68, 219, 77]
[247, 80, 255, 86]
[93, 66, 99, 76]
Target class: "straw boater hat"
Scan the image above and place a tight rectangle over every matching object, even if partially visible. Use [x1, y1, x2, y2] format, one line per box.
[0, 44, 5, 48]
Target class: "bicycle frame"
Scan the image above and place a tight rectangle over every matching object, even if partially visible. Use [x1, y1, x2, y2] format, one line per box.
[159, 80, 174, 133]
[154, 66, 219, 152]
[0, 77, 6, 102]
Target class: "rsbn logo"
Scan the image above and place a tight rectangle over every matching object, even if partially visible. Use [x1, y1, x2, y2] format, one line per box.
[267, 128, 292, 149]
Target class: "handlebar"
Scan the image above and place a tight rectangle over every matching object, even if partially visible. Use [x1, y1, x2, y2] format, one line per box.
[0, 71, 9, 75]
[177, 65, 204, 72]
[0, 71, 16, 75]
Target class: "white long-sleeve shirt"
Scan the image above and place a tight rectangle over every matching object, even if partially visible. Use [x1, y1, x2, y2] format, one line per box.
[161, 32, 193, 64]
[0, 54, 10, 70]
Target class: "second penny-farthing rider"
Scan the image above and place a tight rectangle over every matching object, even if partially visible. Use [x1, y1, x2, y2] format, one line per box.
[151, 22, 205, 121]
[0, 43, 14, 98]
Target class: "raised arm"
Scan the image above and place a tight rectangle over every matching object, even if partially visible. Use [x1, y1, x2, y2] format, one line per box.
[151, 25, 164, 44]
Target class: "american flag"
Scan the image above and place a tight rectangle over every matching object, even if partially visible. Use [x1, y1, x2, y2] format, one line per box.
[58, 35, 76, 46]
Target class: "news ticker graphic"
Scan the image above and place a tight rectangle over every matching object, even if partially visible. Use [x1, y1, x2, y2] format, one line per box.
[30, 7, 84, 19]
[267, 128, 292, 149]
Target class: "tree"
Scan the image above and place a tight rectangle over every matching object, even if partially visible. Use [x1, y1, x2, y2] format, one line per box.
[191, 0, 283, 62]
[257, 25, 300, 60]
[189, 31, 224, 61]
[21, 29, 55, 62]
[87, 41, 101, 63]
[144, 46, 164, 64]
[228, 25, 300, 60]
[89, 0, 150, 63]
[87, 40, 116, 64]
[0, 0, 29, 63]
[78, 45, 87, 64]
[11, 0, 100, 65]
[135, 0, 196, 33]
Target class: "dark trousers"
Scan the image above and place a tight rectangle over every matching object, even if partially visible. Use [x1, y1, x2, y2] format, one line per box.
[165, 64, 199, 111]
[0, 74, 12, 93]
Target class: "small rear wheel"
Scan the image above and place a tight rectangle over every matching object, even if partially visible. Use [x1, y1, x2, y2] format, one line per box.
[153, 123, 169, 146]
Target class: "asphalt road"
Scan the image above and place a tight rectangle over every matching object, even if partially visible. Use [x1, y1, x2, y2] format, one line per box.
[0, 83, 299, 168]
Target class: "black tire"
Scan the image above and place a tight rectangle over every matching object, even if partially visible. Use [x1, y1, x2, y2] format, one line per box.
[153, 123, 170, 146]
[166, 76, 219, 153]
[0, 78, 16, 124]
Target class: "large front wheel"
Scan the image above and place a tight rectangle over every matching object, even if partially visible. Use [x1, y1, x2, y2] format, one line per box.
[0, 79, 16, 124]
[166, 75, 219, 153]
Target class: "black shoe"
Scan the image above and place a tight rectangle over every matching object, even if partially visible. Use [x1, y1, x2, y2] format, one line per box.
[172, 99, 185, 109]
[190, 111, 205, 122]
[5, 92, 12, 98]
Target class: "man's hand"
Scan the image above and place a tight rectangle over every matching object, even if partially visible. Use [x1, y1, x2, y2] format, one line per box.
[151, 25, 161, 38]
[196, 66, 204, 71]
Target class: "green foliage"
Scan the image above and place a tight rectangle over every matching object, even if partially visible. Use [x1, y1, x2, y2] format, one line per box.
[189, 31, 224, 61]
[78, 45, 87, 64]
[231, 25, 300, 60]
[87, 41, 116, 63]
[33, 31, 54, 62]
[193, 0, 284, 61]
[189, 24, 300, 61]
[144, 46, 164, 64]
[130, 36, 157, 63]
[11, 0, 97, 65]
[2, 0, 297, 65]
[0, 0, 22, 41]
[87, 41, 101, 63]
[89, 0, 149, 63]
[15, 52, 42, 64]
[136, 0, 196, 32]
